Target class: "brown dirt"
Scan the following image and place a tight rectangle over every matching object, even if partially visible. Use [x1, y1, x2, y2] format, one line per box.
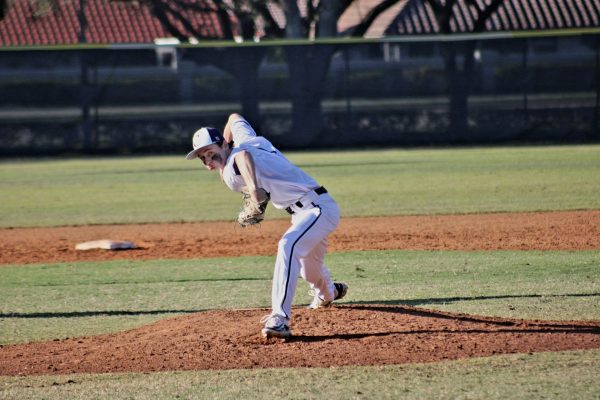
[1, 210, 600, 265]
[1, 210, 599, 376]
[1, 305, 599, 376]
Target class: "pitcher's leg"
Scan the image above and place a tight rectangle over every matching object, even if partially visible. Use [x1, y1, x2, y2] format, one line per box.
[271, 239, 300, 319]
[270, 207, 326, 319]
[299, 238, 335, 302]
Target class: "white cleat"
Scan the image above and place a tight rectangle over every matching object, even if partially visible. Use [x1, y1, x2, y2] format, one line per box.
[260, 314, 291, 338]
[307, 282, 348, 309]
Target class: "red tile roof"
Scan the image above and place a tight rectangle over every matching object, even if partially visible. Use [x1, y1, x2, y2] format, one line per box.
[1, 0, 598, 47]
[387, 0, 600, 34]
[263, 0, 599, 39]
[0, 0, 227, 46]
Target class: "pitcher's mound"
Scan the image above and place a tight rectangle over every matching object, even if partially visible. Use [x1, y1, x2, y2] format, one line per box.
[1, 304, 600, 376]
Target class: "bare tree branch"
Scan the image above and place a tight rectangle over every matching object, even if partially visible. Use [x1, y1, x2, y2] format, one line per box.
[350, 0, 403, 37]
[143, 0, 234, 40]
[0, 0, 8, 20]
[211, 0, 235, 40]
[425, 0, 505, 33]
[280, 0, 305, 38]
[253, 1, 285, 37]
[338, 0, 355, 14]
[425, 0, 443, 16]
[307, 0, 316, 24]
[472, 0, 503, 32]
[146, 0, 198, 40]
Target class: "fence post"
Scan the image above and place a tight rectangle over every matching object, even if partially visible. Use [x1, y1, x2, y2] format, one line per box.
[522, 37, 529, 131]
[78, 0, 93, 152]
[80, 52, 92, 151]
[595, 34, 599, 138]
[344, 47, 352, 133]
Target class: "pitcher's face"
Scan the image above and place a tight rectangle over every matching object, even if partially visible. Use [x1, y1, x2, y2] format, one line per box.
[197, 144, 226, 170]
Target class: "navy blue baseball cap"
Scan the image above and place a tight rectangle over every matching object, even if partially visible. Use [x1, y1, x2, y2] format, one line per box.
[185, 127, 223, 160]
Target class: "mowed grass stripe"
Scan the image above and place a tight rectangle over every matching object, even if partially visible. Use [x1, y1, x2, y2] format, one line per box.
[1, 250, 599, 345]
[1, 145, 599, 227]
[1, 349, 599, 400]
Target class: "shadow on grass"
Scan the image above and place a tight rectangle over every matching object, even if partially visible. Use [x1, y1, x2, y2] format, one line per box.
[289, 325, 600, 343]
[0, 309, 205, 318]
[289, 301, 600, 343]
[33, 277, 268, 287]
[349, 292, 600, 308]
[345, 304, 600, 328]
[344, 292, 600, 328]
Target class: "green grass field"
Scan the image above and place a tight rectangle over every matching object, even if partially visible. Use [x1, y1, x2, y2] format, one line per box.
[1, 350, 599, 400]
[2, 250, 599, 345]
[1, 145, 600, 399]
[1, 145, 599, 227]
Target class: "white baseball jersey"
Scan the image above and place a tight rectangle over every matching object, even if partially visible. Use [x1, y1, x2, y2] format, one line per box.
[222, 117, 340, 322]
[221, 118, 320, 210]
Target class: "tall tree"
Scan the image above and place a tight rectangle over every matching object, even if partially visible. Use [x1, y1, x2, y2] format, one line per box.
[146, 0, 412, 146]
[275, 0, 406, 146]
[146, 0, 411, 146]
[149, 0, 355, 145]
[4, 0, 406, 145]
[141, 0, 281, 129]
[277, 0, 347, 146]
[424, 0, 503, 140]
[3, 0, 96, 149]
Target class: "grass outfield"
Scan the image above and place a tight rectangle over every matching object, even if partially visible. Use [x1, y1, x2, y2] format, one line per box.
[2, 250, 599, 344]
[1, 349, 599, 400]
[1, 145, 599, 227]
[1, 145, 599, 399]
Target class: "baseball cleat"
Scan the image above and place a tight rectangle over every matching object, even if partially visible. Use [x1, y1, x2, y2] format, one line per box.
[260, 314, 291, 338]
[307, 282, 348, 309]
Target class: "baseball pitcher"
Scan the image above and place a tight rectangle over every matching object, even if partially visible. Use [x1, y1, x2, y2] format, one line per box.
[186, 113, 348, 338]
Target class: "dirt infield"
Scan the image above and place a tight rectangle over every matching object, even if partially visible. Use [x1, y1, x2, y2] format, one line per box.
[1, 210, 599, 265]
[1, 210, 599, 376]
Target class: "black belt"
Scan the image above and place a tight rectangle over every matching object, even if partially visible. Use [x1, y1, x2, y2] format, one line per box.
[285, 186, 327, 215]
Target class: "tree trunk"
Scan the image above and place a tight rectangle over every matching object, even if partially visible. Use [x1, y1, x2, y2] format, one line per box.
[228, 47, 264, 129]
[185, 47, 264, 130]
[443, 41, 476, 142]
[284, 44, 335, 147]
[80, 51, 94, 151]
[280, 0, 343, 147]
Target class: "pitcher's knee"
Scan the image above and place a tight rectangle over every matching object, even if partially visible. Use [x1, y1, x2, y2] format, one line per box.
[278, 237, 291, 254]
[278, 235, 311, 258]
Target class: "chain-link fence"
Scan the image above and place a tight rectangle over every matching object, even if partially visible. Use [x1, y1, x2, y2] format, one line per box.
[0, 32, 598, 156]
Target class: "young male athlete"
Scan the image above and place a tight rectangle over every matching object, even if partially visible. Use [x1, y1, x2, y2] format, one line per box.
[186, 113, 348, 338]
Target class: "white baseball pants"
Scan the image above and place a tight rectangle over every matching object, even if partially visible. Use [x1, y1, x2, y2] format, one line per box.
[271, 193, 340, 320]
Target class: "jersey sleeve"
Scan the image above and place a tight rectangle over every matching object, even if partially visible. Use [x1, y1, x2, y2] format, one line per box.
[222, 149, 246, 193]
[231, 117, 257, 146]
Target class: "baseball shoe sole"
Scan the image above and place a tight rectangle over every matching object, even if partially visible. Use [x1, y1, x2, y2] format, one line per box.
[261, 325, 291, 338]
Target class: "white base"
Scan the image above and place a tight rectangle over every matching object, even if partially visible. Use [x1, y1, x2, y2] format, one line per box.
[75, 240, 136, 251]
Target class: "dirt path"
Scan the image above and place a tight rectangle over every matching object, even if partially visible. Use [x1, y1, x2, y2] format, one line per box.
[1, 210, 599, 376]
[2, 210, 599, 265]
